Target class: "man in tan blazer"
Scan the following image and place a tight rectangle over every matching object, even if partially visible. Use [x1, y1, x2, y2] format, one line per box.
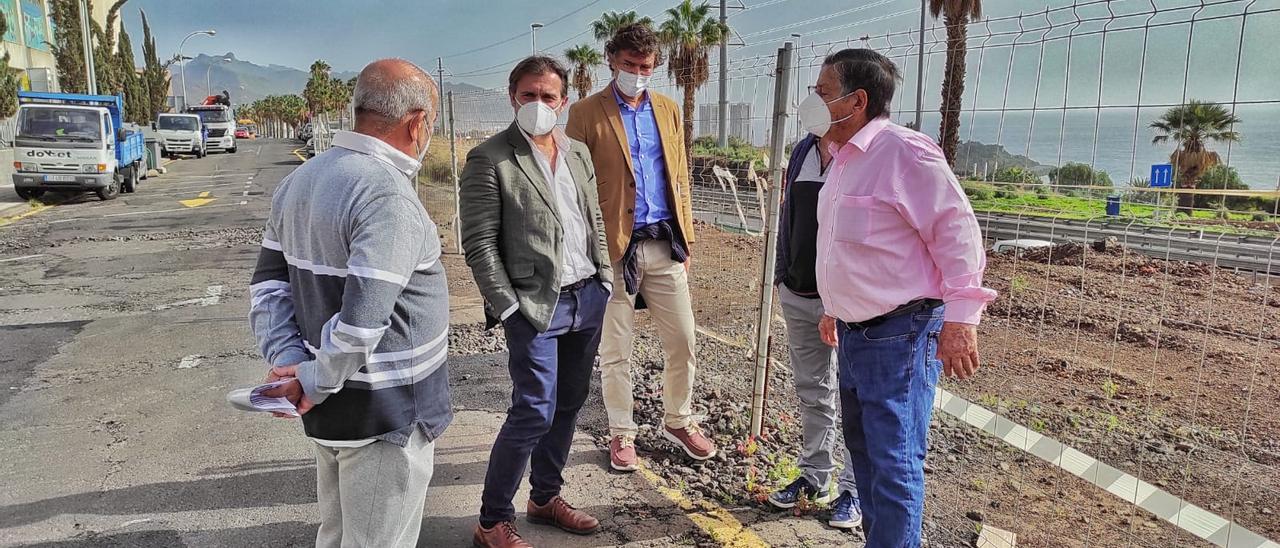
[566, 23, 715, 472]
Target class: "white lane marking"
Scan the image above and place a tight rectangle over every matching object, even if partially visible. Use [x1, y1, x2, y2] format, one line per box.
[156, 172, 255, 179]
[47, 203, 243, 224]
[155, 285, 223, 311]
[0, 254, 44, 263]
[177, 355, 203, 369]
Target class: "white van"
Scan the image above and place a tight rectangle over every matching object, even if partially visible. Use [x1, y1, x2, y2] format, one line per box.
[155, 113, 206, 158]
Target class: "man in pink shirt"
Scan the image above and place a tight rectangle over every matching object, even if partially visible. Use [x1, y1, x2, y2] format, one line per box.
[801, 49, 996, 547]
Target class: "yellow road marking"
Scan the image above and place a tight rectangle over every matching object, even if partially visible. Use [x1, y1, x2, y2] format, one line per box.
[0, 203, 50, 228]
[292, 148, 307, 162]
[635, 463, 769, 548]
[179, 191, 217, 208]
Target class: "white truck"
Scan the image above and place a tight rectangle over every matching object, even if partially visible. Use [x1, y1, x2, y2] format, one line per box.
[11, 91, 146, 201]
[154, 113, 206, 158]
[187, 103, 237, 154]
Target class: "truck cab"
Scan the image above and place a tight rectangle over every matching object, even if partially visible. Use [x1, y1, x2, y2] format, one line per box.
[188, 104, 237, 154]
[10, 92, 146, 201]
[155, 113, 206, 158]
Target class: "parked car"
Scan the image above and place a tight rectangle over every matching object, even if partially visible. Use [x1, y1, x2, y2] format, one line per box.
[235, 126, 249, 139]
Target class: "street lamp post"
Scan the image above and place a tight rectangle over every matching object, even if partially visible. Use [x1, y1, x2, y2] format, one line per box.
[178, 29, 216, 110]
[78, 0, 96, 94]
[206, 56, 230, 97]
[530, 23, 544, 54]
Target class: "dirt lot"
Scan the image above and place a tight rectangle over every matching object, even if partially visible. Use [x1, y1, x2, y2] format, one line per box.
[660, 221, 1280, 547]
[421, 175, 1279, 547]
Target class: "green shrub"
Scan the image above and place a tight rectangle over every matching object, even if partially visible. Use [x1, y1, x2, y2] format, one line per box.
[692, 135, 765, 165]
[963, 182, 995, 201]
[1251, 213, 1270, 222]
[992, 166, 1040, 186]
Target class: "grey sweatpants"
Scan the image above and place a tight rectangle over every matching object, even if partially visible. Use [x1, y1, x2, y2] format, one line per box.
[313, 429, 435, 548]
[779, 285, 857, 496]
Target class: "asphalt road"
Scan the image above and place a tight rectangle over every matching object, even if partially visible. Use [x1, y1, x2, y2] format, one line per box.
[0, 141, 851, 548]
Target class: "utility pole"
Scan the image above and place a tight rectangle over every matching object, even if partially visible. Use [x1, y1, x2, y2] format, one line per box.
[78, 0, 96, 94]
[914, 0, 926, 130]
[437, 57, 446, 135]
[717, 0, 729, 147]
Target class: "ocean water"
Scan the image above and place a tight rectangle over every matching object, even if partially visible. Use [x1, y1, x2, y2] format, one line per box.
[895, 105, 1280, 188]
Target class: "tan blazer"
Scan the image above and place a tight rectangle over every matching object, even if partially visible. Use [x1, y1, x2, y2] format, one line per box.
[566, 85, 695, 263]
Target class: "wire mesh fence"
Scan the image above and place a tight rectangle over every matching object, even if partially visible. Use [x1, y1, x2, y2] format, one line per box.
[433, 1, 1280, 545]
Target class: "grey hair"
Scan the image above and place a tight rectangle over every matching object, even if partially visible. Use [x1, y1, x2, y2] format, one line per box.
[353, 58, 438, 129]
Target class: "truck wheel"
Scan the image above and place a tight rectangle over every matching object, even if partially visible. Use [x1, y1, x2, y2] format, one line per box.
[121, 166, 137, 193]
[230, 147, 237, 154]
[96, 176, 120, 201]
[14, 187, 44, 201]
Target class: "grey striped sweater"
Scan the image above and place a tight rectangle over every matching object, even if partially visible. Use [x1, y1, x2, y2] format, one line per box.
[249, 131, 452, 445]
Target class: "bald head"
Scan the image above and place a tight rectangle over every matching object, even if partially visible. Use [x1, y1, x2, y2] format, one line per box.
[353, 58, 439, 141]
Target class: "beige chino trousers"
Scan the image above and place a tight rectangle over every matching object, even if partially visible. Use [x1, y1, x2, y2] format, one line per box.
[598, 238, 699, 438]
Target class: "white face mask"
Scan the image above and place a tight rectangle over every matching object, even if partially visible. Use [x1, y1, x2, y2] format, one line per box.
[516, 100, 559, 136]
[412, 113, 432, 167]
[615, 69, 650, 98]
[797, 91, 856, 137]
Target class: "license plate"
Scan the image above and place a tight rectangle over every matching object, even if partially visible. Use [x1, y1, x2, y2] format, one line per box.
[45, 175, 76, 182]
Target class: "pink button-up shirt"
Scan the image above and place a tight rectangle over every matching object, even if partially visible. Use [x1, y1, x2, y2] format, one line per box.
[816, 117, 997, 325]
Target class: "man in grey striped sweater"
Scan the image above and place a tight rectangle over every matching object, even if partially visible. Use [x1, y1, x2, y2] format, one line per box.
[249, 59, 450, 548]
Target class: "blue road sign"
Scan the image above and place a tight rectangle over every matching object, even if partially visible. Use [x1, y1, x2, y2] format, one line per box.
[1150, 163, 1173, 188]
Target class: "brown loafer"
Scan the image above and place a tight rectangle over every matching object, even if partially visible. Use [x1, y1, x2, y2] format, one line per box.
[526, 495, 599, 535]
[472, 521, 532, 548]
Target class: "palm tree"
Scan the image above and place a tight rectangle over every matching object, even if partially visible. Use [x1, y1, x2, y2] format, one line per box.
[564, 44, 604, 100]
[658, 0, 728, 164]
[592, 10, 654, 41]
[929, 0, 983, 167]
[1150, 100, 1241, 215]
[303, 60, 333, 115]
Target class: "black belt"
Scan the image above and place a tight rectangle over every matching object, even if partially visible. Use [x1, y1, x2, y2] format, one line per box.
[560, 278, 592, 292]
[840, 298, 943, 330]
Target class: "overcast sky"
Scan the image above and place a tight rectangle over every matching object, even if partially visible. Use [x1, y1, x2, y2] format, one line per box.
[121, 0, 1278, 101]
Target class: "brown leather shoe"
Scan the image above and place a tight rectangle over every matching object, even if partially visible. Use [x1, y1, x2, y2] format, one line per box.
[527, 495, 600, 535]
[472, 521, 532, 548]
[609, 435, 638, 472]
[663, 424, 717, 460]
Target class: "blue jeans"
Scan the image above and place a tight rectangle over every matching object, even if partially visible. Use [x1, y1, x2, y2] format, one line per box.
[479, 279, 608, 526]
[837, 305, 943, 548]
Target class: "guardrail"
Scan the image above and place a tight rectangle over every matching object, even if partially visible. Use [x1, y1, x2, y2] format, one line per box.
[976, 213, 1280, 275]
[690, 187, 1280, 275]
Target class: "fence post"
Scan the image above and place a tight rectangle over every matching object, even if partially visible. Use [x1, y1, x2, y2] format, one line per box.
[447, 91, 462, 255]
[749, 41, 794, 438]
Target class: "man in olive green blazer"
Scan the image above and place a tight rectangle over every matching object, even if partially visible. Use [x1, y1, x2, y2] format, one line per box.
[459, 56, 613, 548]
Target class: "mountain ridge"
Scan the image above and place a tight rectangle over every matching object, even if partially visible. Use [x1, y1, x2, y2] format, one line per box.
[169, 53, 485, 105]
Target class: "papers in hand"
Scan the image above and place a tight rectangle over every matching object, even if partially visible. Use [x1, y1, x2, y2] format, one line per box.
[227, 379, 299, 416]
